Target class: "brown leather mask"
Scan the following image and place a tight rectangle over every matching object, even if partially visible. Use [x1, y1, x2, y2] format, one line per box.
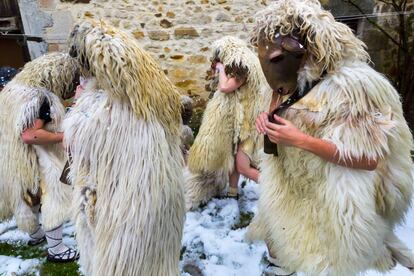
[257, 31, 306, 95]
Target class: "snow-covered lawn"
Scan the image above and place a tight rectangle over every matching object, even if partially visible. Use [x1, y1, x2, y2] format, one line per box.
[182, 180, 414, 276]
[1, 180, 413, 276]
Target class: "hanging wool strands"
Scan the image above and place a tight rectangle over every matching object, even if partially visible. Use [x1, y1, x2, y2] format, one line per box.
[0, 53, 79, 235]
[246, 0, 414, 275]
[185, 36, 271, 210]
[64, 20, 185, 276]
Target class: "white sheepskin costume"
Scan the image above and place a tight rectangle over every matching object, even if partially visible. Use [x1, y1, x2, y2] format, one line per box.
[185, 36, 271, 210]
[247, 0, 414, 275]
[64, 21, 185, 276]
[0, 53, 79, 233]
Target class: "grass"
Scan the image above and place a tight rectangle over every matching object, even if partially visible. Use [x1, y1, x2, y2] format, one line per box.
[0, 242, 45, 259]
[40, 261, 80, 276]
[0, 241, 80, 276]
[232, 211, 254, 230]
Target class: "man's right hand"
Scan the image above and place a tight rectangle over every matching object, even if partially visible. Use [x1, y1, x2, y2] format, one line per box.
[74, 84, 85, 100]
[215, 62, 224, 74]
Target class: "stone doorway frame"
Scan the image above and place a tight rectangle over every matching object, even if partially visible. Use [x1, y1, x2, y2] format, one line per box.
[0, 0, 31, 67]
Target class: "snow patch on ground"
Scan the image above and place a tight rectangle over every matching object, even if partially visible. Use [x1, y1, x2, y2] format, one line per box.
[0, 255, 40, 276]
[181, 180, 267, 276]
[0, 220, 77, 276]
[0, 179, 413, 275]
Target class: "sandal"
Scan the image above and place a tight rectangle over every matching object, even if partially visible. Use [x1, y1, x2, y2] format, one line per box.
[264, 256, 296, 276]
[47, 248, 79, 263]
[28, 226, 46, 246]
[226, 193, 239, 200]
[264, 263, 296, 276]
[226, 186, 239, 200]
[28, 236, 46, 246]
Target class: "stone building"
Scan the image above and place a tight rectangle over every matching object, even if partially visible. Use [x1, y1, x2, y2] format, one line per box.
[0, 0, 412, 110]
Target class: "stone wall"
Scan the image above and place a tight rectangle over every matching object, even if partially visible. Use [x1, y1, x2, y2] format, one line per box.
[34, 0, 268, 106]
[17, 0, 52, 59]
[24, 0, 413, 106]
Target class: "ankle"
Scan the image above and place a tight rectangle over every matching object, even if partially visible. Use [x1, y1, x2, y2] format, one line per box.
[45, 224, 64, 252]
[227, 186, 238, 197]
[30, 226, 45, 239]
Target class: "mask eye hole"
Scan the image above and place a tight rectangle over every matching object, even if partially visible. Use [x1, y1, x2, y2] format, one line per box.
[274, 32, 306, 54]
[270, 54, 284, 63]
[282, 38, 305, 53]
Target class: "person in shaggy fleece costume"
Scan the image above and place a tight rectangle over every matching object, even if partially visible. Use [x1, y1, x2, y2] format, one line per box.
[64, 20, 185, 276]
[248, 0, 414, 275]
[0, 53, 80, 262]
[185, 36, 271, 210]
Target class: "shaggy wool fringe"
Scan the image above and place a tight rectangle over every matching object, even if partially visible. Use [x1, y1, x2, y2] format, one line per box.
[68, 20, 181, 134]
[0, 53, 78, 232]
[180, 95, 194, 162]
[66, 21, 185, 276]
[247, 2, 414, 274]
[184, 169, 228, 211]
[251, 0, 370, 83]
[185, 36, 271, 210]
[12, 52, 80, 100]
[248, 61, 414, 275]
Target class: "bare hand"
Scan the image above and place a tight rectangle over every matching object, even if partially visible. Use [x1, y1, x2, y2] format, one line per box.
[74, 77, 89, 100]
[264, 114, 309, 148]
[74, 84, 85, 100]
[255, 112, 269, 134]
[215, 62, 224, 73]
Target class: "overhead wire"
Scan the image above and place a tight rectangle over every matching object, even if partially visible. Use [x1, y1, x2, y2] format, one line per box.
[1, 10, 412, 39]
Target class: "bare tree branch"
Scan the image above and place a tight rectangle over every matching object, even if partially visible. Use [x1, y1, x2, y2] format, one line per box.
[341, 0, 413, 128]
[390, 0, 403, 12]
[402, 0, 408, 12]
[343, 0, 402, 47]
[377, 0, 394, 6]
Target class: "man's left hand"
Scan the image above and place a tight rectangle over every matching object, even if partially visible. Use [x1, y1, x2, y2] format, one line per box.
[265, 114, 309, 148]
